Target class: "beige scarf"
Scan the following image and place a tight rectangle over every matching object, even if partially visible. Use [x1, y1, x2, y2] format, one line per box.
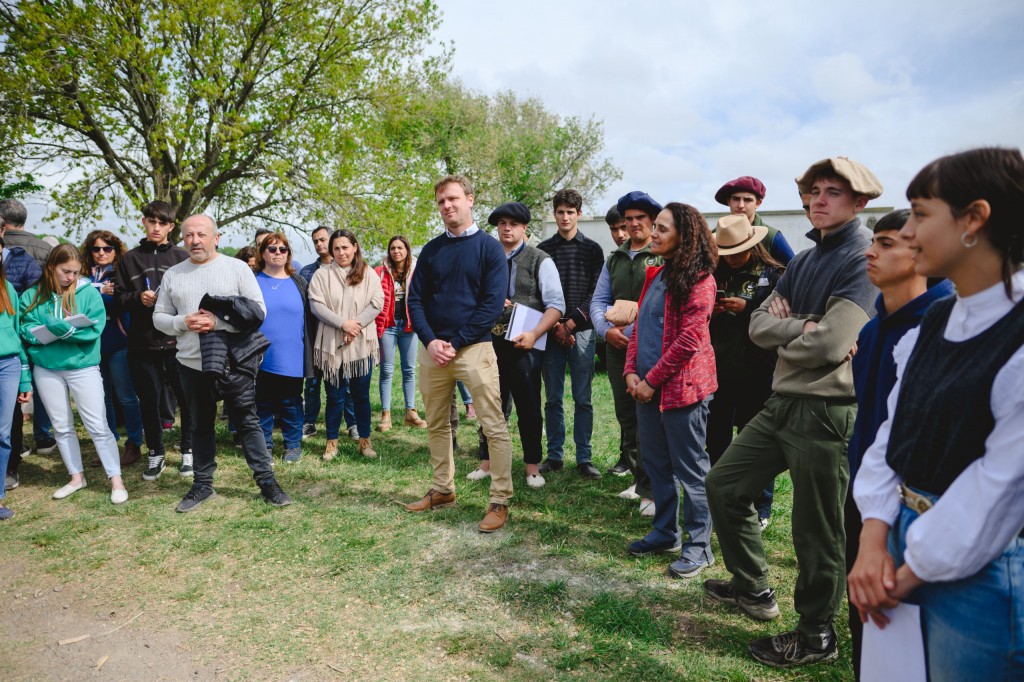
[308, 262, 383, 384]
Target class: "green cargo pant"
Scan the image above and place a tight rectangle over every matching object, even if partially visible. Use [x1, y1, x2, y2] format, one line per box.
[706, 393, 853, 641]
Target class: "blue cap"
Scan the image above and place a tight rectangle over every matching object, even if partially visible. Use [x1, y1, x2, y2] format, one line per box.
[615, 191, 662, 219]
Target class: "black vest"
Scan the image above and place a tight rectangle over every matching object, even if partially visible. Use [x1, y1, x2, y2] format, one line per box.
[495, 245, 547, 329]
[885, 295, 1024, 494]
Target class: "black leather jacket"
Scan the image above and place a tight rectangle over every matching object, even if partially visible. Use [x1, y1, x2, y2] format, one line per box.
[198, 294, 269, 408]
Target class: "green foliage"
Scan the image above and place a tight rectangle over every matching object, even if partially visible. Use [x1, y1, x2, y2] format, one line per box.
[0, 0, 445, 244]
[0, 174, 43, 200]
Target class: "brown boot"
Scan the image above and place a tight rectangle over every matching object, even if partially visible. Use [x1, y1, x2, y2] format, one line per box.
[377, 411, 392, 432]
[121, 441, 141, 466]
[404, 409, 427, 428]
[479, 503, 509, 533]
[404, 489, 456, 512]
[359, 437, 377, 459]
[323, 439, 338, 461]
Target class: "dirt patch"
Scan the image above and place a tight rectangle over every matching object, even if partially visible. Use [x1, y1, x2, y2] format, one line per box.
[3, 559, 233, 681]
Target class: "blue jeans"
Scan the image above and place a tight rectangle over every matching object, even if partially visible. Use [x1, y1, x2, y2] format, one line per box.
[456, 380, 472, 405]
[100, 348, 143, 446]
[304, 376, 354, 427]
[32, 382, 52, 442]
[379, 326, 417, 410]
[889, 492, 1024, 681]
[542, 328, 595, 464]
[325, 364, 373, 439]
[255, 371, 304, 449]
[637, 396, 713, 563]
[0, 355, 21, 500]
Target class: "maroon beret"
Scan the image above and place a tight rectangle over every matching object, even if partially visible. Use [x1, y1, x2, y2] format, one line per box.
[714, 176, 766, 206]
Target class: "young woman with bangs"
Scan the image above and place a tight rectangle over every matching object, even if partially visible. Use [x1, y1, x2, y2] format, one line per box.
[850, 147, 1024, 681]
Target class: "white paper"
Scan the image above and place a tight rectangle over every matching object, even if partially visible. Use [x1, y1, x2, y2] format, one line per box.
[29, 315, 97, 345]
[504, 303, 548, 351]
[861, 602, 927, 682]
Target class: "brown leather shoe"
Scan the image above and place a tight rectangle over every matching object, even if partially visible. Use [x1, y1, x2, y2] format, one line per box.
[404, 489, 456, 512]
[121, 441, 141, 466]
[479, 503, 509, 533]
[404, 409, 427, 428]
[377, 411, 392, 432]
[323, 439, 338, 461]
[359, 437, 377, 459]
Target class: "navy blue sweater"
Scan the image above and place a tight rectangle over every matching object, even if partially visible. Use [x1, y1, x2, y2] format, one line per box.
[408, 230, 508, 350]
[848, 280, 955, 479]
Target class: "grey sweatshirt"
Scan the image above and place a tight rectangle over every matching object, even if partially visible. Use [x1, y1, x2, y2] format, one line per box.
[749, 219, 877, 398]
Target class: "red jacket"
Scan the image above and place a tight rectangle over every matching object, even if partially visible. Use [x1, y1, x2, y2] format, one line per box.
[374, 259, 415, 337]
[625, 266, 717, 411]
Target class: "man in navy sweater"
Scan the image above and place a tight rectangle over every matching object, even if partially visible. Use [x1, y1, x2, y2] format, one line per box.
[406, 175, 513, 533]
[844, 209, 953, 679]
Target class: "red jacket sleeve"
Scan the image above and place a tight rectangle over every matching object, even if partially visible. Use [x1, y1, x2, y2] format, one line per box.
[374, 265, 393, 338]
[644, 275, 716, 389]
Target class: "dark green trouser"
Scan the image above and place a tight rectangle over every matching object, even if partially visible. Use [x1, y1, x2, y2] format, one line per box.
[706, 394, 853, 641]
[604, 344, 652, 499]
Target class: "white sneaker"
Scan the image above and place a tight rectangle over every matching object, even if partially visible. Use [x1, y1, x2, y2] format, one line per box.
[53, 480, 87, 499]
[526, 474, 546, 488]
[110, 488, 128, 505]
[639, 498, 656, 517]
[466, 468, 491, 481]
[618, 484, 640, 500]
[759, 516, 770, 532]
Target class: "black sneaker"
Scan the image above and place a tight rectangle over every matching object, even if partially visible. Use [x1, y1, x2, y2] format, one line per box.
[703, 579, 781, 621]
[179, 450, 194, 478]
[748, 628, 838, 668]
[35, 437, 57, 455]
[538, 459, 564, 474]
[175, 484, 216, 513]
[260, 480, 293, 507]
[607, 461, 631, 477]
[576, 462, 602, 479]
[143, 454, 166, 481]
[4, 472, 18, 491]
[301, 424, 316, 440]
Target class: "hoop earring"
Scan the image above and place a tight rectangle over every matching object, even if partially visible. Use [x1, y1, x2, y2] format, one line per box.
[960, 231, 978, 249]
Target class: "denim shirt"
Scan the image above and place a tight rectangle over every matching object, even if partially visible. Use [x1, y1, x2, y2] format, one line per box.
[636, 271, 666, 378]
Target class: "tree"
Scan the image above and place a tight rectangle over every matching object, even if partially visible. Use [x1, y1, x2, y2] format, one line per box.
[384, 80, 622, 236]
[0, 0, 444, 242]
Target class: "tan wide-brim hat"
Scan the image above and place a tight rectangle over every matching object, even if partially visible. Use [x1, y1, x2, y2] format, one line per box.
[795, 156, 883, 199]
[714, 215, 769, 256]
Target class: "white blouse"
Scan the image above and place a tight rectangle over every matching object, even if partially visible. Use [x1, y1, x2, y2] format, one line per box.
[854, 270, 1024, 583]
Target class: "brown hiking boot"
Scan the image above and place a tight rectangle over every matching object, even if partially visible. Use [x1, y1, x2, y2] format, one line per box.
[121, 441, 142, 466]
[404, 489, 456, 512]
[479, 503, 509, 533]
[404, 409, 427, 428]
[323, 439, 338, 461]
[359, 437, 377, 459]
[377, 411, 392, 432]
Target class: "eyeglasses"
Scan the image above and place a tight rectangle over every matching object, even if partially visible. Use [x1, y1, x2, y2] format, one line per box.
[91, 245, 115, 254]
[265, 246, 289, 254]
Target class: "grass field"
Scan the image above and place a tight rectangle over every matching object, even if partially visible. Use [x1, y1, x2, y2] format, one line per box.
[3, 367, 854, 680]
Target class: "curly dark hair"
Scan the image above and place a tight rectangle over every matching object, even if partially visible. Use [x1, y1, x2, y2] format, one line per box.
[80, 229, 126, 270]
[660, 202, 718, 303]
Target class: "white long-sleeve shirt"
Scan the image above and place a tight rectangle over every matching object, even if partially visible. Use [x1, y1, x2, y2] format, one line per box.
[854, 270, 1024, 583]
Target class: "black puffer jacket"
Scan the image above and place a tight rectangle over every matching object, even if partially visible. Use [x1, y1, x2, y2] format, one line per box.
[198, 294, 269, 408]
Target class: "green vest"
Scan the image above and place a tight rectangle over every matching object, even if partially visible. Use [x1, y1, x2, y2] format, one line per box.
[606, 242, 662, 303]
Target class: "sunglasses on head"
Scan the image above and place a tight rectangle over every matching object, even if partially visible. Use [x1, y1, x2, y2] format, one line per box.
[265, 245, 289, 254]
[91, 245, 115, 254]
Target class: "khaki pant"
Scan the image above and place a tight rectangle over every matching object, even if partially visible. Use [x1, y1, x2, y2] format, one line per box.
[419, 342, 513, 504]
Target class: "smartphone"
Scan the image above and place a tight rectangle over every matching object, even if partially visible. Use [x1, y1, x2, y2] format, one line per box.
[716, 290, 726, 299]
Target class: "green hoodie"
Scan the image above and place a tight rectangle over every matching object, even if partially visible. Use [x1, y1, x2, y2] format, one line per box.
[0, 281, 32, 392]
[19, 278, 106, 371]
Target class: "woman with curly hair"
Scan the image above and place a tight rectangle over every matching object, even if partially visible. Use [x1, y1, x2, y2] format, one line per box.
[624, 202, 718, 578]
[81, 229, 143, 466]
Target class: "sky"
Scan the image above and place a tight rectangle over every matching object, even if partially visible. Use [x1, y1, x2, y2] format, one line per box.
[433, 0, 1024, 216]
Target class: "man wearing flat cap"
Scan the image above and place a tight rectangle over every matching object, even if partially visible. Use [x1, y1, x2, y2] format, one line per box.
[715, 176, 795, 265]
[470, 202, 564, 488]
[587, 190, 662, 513]
[705, 157, 882, 668]
[406, 175, 514, 533]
